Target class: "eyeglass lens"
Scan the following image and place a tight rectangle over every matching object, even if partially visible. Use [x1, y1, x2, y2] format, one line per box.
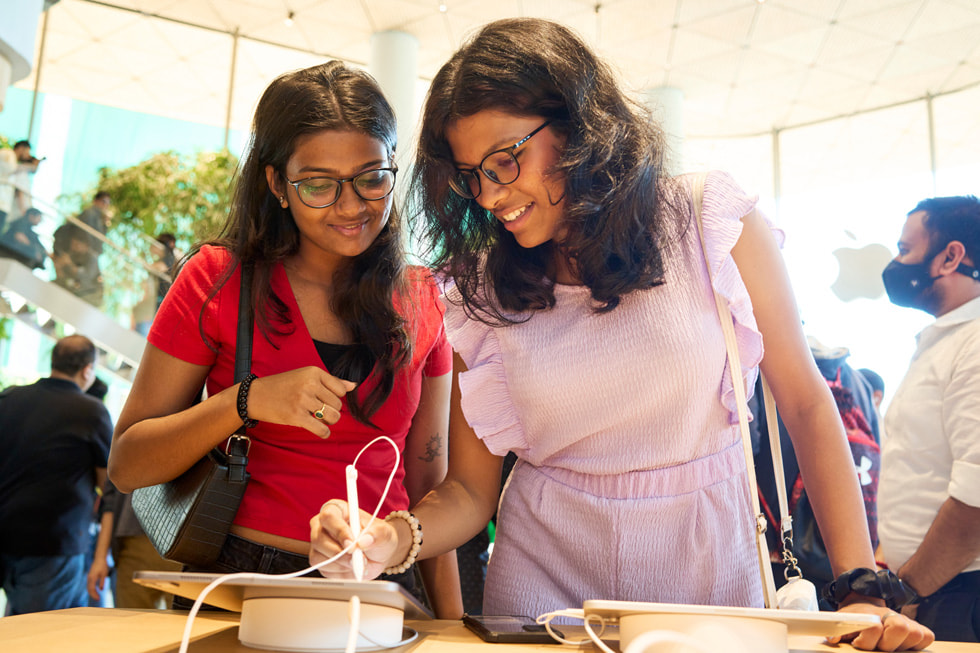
[449, 120, 551, 199]
[452, 151, 521, 199]
[295, 169, 395, 208]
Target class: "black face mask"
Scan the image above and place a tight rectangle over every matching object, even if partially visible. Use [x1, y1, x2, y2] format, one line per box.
[883, 256, 980, 308]
[881, 259, 938, 308]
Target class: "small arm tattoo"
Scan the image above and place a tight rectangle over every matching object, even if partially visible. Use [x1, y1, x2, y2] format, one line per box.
[418, 433, 443, 463]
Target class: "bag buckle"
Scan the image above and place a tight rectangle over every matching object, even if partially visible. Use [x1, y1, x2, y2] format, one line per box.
[225, 434, 251, 484]
[225, 433, 251, 457]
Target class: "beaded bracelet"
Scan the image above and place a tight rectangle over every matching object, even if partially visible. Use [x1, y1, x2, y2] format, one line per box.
[384, 510, 423, 575]
[236, 373, 258, 429]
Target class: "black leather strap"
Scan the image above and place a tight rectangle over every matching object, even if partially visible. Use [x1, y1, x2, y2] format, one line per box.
[822, 567, 921, 610]
[234, 262, 254, 385]
[225, 262, 254, 481]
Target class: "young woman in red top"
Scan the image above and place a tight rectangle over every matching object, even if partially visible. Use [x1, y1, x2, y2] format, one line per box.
[108, 61, 461, 617]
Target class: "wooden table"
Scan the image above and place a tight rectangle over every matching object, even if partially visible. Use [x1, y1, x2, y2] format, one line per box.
[1, 608, 977, 653]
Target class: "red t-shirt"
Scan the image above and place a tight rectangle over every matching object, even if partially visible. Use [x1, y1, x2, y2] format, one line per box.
[149, 245, 452, 541]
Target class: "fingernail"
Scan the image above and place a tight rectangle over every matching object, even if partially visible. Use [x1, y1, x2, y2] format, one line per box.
[357, 533, 374, 548]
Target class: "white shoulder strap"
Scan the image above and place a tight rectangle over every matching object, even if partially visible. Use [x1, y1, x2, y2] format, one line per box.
[690, 172, 787, 607]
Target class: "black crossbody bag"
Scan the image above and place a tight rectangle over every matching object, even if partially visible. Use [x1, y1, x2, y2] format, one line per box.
[132, 263, 255, 567]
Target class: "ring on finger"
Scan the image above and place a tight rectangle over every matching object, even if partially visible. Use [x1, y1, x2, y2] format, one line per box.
[314, 403, 326, 420]
[880, 610, 899, 625]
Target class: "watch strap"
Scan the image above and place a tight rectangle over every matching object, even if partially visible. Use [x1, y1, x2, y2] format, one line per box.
[822, 567, 920, 610]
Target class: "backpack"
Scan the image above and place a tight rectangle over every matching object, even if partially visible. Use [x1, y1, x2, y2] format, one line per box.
[756, 368, 881, 589]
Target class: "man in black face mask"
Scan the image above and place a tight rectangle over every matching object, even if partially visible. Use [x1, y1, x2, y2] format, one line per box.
[877, 195, 980, 643]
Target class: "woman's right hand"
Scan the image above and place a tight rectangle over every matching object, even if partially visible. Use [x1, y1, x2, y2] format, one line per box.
[248, 367, 357, 438]
[309, 500, 403, 579]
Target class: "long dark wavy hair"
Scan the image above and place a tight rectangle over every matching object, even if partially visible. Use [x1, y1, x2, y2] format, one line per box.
[411, 18, 681, 325]
[191, 60, 409, 424]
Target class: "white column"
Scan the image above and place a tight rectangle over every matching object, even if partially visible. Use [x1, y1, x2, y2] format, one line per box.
[643, 86, 685, 176]
[0, 0, 44, 112]
[369, 30, 420, 170]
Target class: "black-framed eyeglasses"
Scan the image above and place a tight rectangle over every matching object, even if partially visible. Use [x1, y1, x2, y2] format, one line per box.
[285, 167, 398, 209]
[448, 121, 552, 199]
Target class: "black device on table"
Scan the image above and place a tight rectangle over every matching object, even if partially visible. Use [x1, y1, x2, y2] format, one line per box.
[462, 614, 564, 644]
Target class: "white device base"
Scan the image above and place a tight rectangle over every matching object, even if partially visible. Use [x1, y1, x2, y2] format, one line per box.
[620, 613, 788, 653]
[239, 596, 404, 652]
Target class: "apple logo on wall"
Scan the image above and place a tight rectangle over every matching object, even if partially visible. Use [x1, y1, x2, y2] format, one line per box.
[831, 240, 894, 302]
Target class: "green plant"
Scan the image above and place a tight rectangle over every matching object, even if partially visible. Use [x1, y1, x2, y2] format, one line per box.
[57, 148, 239, 321]
[89, 149, 239, 247]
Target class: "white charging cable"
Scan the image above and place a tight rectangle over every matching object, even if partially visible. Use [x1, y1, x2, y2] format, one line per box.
[177, 435, 402, 653]
[536, 609, 609, 648]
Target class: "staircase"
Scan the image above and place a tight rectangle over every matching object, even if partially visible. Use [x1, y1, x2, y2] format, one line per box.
[0, 257, 145, 375]
[0, 186, 169, 381]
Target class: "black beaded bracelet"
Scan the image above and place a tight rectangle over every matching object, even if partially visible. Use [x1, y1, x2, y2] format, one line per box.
[236, 373, 258, 429]
[821, 567, 920, 611]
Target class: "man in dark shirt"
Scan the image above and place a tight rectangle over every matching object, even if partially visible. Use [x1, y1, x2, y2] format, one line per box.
[0, 335, 113, 614]
[76, 191, 111, 254]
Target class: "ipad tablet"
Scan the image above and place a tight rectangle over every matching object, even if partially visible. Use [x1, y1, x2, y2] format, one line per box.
[132, 570, 432, 620]
[583, 599, 880, 638]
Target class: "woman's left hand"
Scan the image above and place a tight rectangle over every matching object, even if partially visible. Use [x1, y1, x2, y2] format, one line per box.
[827, 602, 934, 651]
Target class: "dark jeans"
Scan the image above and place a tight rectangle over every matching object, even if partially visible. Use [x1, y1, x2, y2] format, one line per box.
[915, 570, 980, 643]
[0, 552, 88, 615]
[173, 533, 423, 610]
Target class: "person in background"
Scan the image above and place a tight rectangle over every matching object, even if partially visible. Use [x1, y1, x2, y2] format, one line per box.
[0, 144, 17, 233]
[107, 61, 462, 617]
[0, 207, 48, 270]
[74, 191, 111, 306]
[859, 368, 886, 412]
[311, 18, 931, 651]
[0, 335, 112, 614]
[82, 377, 113, 608]
[753, 341, 882, 597]
[11, 140, 42, 217]
[877, 195, 980, 642]
[155, 232, 177, 307]
[87, 479, 183, 609]
[132, 238, 170, 336]
[77, 191, 111, 250]
[52, 217, 103, 305]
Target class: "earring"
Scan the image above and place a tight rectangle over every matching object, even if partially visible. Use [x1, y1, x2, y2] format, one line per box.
[279, 195, 287, 208]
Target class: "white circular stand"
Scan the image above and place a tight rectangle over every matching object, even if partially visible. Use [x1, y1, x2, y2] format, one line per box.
[620, 613, 788, 653]
[238, 596, 405, 652]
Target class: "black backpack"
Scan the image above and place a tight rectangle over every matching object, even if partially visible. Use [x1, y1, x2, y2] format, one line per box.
[753, 366, 880, 590]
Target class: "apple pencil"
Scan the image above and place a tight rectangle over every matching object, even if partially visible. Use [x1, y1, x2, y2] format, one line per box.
[345, 464, 365, 581]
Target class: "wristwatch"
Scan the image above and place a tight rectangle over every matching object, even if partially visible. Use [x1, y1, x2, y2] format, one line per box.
[821, 568, 921, 611]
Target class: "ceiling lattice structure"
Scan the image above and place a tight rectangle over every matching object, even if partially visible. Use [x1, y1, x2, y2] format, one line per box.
[15, 0, 980, 138]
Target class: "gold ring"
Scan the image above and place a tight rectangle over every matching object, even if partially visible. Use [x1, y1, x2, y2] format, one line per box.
[314, 403, 326, 420]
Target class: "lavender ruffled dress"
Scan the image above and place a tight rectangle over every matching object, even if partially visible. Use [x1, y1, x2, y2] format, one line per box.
[442, 171, 779, 619]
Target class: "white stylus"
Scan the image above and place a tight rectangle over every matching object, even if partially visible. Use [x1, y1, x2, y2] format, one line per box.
[345, 464, 365, 581]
